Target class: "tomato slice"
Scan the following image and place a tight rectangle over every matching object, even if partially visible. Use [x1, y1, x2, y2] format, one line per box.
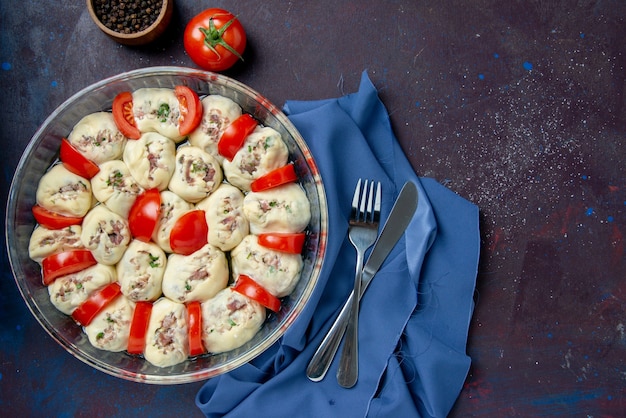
[41, 249, 97, 286]
[71, 282, 122, 326]
[258, 232, 306, 254]
[217, 113, 257, 161]
[128, 188, 161, 242]
[32, 205, 83, 230]
[169, 210, 209, 255]
[175, 85, 203, 136]
[60, 138, 100, 179]
[112, 91, 141, 139]
[187, 301, 206, 356]
[250, 164, 298, 192]
[232, 274, 281, 312]
[127, 301, 153, 355]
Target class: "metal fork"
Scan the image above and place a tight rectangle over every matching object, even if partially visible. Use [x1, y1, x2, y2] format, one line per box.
[336, 179, 381, 388]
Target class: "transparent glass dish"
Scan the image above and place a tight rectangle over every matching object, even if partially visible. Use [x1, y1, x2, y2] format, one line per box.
[5, 67, 328, 384]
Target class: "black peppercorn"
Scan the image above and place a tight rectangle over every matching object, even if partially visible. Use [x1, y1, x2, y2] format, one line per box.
[93, 0, 163, 34]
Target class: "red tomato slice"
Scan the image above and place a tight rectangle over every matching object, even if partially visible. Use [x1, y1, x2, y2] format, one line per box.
[60, 138, 100, 179]
[127, 301, 153, 355]
[32, 205, 83, 230]
[258, 232, 306, 254]
[250, 164, 298, 192]
[112, 91, 141, 139]
[170, 210, 209, 255]
[232, 274, 281, 312]
[175, 85, 203, 136]
[71, 282, 122, 326]
[41, 249, 97, 286]
[187, 301, 205, 356]
[217, 113, 257, 161]
[128, 188, 161, 242]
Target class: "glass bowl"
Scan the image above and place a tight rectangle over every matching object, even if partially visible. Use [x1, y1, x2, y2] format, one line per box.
[5, 67, 328, 384]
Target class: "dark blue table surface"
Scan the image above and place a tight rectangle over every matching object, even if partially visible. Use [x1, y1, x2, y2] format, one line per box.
[1, 1, 625, 416]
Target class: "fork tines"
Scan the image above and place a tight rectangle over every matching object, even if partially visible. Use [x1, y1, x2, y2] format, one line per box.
[351, 179, 382, 224]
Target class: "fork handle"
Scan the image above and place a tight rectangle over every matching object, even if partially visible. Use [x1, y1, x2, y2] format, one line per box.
[305, 290, 353, 381]
[336, 250, 365, 387]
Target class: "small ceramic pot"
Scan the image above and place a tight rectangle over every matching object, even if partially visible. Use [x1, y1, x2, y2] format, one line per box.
[86, 0, 173, 46]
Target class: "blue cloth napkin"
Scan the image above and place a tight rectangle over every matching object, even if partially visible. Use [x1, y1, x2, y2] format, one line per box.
[196, 71, 480, 418]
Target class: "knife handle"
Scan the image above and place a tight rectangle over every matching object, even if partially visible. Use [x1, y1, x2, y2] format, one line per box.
[306, 290, 354, 381]
[306, 269, 377, 382]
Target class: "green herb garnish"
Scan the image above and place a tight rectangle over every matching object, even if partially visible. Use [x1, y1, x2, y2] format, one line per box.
[157, 103, 170, 122]
[149, 253, 160, 268]
[106, 171, 124, 188]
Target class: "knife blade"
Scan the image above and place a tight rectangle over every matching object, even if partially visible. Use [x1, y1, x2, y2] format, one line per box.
[360, 181, 418, 296]
[306, 181, 419, 382]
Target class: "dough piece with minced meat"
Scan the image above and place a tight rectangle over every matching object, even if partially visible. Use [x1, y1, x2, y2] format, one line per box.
[132, 88, 186, 142]
[91, 160, 144, 218]
[48, 263, 116, 315]
[168, 146, 223, 203]
[222, 126, 289, 191]
[84, 295, 133, 352]
[36, 164, 92, 218]
[123, 131, 176, 191]
[230, 234, 303, 298]
[144, 298, 189, 367]
[152, 190, 194, 253]
[201, 288, 265, 354]
[80, 204, 131, 265]
[162, 243, 229, 303]
[242, 183, 311, 235]
[195, 183, 249, 252]
[28, 225, 84, 263]
[67, 111, 127, 164]
[117, 239, 167, 302]
[188, 95, 242, 163]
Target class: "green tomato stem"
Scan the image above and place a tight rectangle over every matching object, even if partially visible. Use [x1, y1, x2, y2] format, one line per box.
[198, 17, 244, 62]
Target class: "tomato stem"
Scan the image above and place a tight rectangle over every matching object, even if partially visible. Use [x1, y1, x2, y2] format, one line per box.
[199, 16, 244, 63]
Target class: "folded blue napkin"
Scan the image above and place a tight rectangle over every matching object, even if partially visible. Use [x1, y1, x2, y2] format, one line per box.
[196, 71, 480, 417]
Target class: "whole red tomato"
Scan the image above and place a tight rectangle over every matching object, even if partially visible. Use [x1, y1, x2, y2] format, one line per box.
[184, 8, 246, 72]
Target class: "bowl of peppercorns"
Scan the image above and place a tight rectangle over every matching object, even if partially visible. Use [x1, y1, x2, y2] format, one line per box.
[87, 0, 173, 46]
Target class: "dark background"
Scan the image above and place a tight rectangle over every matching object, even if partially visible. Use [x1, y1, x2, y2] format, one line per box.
[1, 1, 625, 416]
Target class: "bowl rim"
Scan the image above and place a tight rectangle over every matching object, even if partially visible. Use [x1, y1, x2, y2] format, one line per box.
[86, 0, 172, 41]
[5, 66, 329, 384]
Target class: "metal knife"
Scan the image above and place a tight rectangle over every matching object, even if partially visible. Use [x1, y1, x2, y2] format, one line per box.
[306, 181, 419, 382]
